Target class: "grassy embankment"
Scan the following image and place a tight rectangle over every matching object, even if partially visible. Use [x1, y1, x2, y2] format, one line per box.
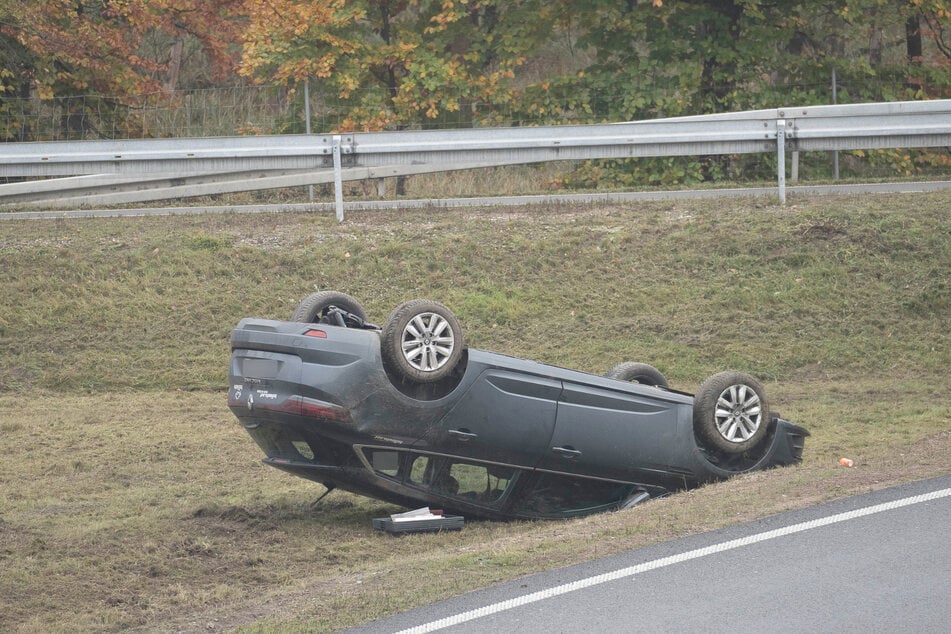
[0, 191, 948, 632]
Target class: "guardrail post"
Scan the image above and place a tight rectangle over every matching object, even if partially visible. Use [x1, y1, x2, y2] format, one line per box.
[332, 134, 344, 222]
[776, 119, 787, 204]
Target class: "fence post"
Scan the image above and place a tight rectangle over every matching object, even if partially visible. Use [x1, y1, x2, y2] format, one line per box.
[305, 80, 314, 202]
[332, 134, 344, 222]
[776, 119, 786, 204]
[832, 67, 840, 180]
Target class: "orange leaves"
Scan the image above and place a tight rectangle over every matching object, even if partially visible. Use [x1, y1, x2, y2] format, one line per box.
[239, 0, 552, 129]
[425, 0, 465, 34]
[240, 0, 366, 84]
[7, 0, 245, 97]
[9, 0, 555, 132]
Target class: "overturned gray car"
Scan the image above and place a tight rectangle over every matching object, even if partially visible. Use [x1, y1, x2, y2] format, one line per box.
[228, 292, 808, 521]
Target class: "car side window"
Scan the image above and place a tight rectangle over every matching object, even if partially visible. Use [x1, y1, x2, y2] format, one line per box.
[364, 448, 516, 506]
[408, 455, 437, 487]
[447, 462, 512, 502]
[519, 472, 634, 517]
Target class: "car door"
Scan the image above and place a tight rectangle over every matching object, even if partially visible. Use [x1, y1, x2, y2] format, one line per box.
[536, 380, 687, 483]
[413, 368, 561, 468]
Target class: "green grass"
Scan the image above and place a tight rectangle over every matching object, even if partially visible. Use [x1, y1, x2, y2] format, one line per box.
[2, 193, 947, 390]
[0, 192, 949, 631]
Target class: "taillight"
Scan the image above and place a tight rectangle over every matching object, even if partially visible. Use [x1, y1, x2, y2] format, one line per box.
[304, 329, 328, 338]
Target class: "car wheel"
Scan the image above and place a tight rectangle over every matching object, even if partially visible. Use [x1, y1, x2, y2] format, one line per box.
[291, 291, 368, 324]
[381, 299, 464, 383]
[604, 362, 669, 389]
[693, 371, 770, 455]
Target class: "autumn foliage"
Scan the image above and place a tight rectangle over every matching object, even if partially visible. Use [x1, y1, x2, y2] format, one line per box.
[239, 1, 557, 130]
[1, 0, 242, 98]
[1, 0, 949, 140]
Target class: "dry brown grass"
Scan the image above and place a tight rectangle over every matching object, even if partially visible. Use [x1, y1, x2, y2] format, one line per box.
[0, 379, 947, 632]
[0, 192, 948, 631]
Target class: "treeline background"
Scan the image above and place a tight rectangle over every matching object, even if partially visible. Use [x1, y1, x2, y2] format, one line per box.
[2, 1, 949, 185]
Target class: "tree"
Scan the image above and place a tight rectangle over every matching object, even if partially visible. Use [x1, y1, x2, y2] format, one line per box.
[509, 1, 802, 185]
[905, 0, 951, 93]
[0, 0, 242, 139]
[239, 0, 558, 131]
[511, 0, 950, 187]
[1, 1, 33, 139]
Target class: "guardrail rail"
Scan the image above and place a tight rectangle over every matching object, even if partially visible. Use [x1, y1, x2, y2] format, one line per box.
[2, 99, 949, 219]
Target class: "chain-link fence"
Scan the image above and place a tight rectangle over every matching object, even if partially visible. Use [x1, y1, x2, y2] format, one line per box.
[0, 86, 298, 141]
[1, 74, 933, 142]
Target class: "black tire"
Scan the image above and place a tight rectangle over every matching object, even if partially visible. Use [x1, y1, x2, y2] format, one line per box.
[381, 299, 464, 383]
[604, 362, 669, 389]
[291, 291, 368, 324]
[693, 371, 770, 455]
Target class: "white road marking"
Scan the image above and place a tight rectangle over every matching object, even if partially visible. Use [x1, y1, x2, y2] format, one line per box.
[397, 487, 951, 634]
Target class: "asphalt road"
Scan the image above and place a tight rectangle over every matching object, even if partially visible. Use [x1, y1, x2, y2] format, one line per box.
[348, 475, 951, 633]
[3, 180, 950, 221]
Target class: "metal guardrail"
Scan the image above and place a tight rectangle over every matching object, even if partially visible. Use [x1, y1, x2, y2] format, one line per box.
[2, 99, 949, 219]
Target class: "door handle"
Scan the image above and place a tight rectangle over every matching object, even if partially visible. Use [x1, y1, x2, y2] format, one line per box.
[448, 429, 478, 441]
[552, 446, 582, 459]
